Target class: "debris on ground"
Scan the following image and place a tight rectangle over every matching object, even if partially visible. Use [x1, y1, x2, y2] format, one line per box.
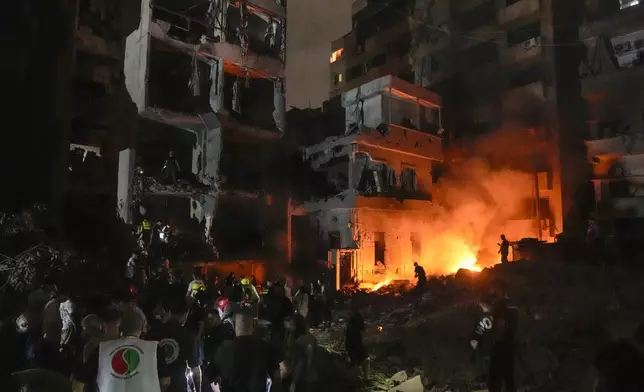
[312, 260, 644, 392]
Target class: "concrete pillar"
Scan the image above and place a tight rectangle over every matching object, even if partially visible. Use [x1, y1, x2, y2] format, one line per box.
[329, 249, 340, 290]
[117, 148, 136, 223]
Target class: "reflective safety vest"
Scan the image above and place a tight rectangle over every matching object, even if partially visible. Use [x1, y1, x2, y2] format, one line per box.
[97, 336, 161, 392]
[140, 219, 152, 231]
[187, 280, 205, 296]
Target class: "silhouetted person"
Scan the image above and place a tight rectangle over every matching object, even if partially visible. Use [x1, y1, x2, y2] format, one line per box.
[498, 235, 510, 264]
[413, 262, 426, 290]
[488, 298, 519, 392]
[162, 151, 180, 185]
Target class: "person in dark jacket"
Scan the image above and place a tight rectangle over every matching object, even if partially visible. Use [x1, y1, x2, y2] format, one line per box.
[345, 308, 368, 378]
[470, 295, 496, 384]
[488, 298, 519, 392]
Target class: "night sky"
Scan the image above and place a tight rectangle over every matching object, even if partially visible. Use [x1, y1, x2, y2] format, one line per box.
[286, 0, 352, 109]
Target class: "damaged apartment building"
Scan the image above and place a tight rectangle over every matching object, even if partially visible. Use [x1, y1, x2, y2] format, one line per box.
[122, 0, 288, 261]
[407, 0, 589, 239]
[330, 0, 415, 97]
[580, 1, 644, 256]
[292, 75, 443, 285]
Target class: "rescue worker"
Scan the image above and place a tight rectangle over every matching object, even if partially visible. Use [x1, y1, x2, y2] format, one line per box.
[146, 296, 202, 392]
[187, 274, 206, 298]
[284, 314, 318, 392]
[345, 308, 369, 379]
[72, 303, 171, 392]
[498, 234, 510, 264]
[488, 298, 519, 392]
[137, 217, 153, 250]
[162, 151, 180, 185]
[413, 262, 427, 291]
[470, 294, 496, 386]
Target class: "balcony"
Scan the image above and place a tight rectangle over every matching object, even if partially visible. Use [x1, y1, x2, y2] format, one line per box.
[501, 41, 542, 65]
[498, 0, 540, 26]
[356, 125, 443, 162]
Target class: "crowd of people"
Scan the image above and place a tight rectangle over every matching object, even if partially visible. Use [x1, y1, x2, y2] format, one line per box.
[0, 260, 353, 392]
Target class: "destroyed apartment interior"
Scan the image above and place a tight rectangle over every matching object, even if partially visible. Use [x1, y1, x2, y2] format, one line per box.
[3, 0, 644, 391]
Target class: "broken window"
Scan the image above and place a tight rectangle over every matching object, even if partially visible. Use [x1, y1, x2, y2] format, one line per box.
[401, 166, 418, 192]
[374, 232, 386, 266]
[222, 71, 279, 131]
[328, 231, 342, 249]
[420, 106, 440, 133]
[411, 232, 422, 259]
[385, 96, 419, 129]
[148, 40, 213, 114]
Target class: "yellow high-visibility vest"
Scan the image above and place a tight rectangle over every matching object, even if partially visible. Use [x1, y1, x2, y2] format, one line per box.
[140, 219, 151, 231]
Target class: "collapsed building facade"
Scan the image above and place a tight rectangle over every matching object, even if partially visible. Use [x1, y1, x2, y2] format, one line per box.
[122, 0, 289, 262]
[293, 76, 444, 285]
[580, 2, 644, 256]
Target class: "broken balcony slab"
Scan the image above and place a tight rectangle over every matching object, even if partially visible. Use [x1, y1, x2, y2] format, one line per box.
[149, 22, 284, 78]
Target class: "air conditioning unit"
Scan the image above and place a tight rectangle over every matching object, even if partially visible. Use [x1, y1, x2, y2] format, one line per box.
[523, 37, 540, 50]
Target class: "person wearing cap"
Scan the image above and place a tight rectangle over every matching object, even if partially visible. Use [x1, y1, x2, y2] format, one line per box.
[72, 303, 170, 392]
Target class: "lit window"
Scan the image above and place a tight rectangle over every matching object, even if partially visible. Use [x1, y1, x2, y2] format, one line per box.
[334, 73, 343, 85]
[330, 48, 344, 63]
[620, 0, 640, 9]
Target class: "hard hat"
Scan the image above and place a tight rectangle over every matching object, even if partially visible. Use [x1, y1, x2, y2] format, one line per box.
[241, 278, 250, 285]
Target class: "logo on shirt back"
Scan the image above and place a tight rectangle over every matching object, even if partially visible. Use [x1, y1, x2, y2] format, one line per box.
[159, 338, 180, 364]
[110, 345, 142, 379]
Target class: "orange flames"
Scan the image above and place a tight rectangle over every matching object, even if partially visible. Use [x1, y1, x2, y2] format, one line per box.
[354, 157, 539, 292]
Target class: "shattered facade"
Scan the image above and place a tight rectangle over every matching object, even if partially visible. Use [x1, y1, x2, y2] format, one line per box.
[581, 3, 644, 252]
[329, 0, 414, 97]
[408, 0, 589, 239]
[295, 76, 443, 285]
[122, 0, 288, 261]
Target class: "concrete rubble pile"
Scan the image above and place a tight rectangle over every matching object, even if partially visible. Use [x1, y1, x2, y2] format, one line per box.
[316, 260, 644, 392]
